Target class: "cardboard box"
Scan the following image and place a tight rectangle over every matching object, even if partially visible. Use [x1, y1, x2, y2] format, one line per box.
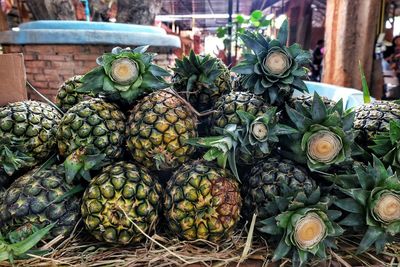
[0, 53, 27, 106]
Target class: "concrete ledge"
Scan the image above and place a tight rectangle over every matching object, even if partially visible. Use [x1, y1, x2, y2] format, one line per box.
[0, 21, 181, 48]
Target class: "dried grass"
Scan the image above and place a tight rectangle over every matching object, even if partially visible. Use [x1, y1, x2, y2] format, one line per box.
[0, 224, 398, 267]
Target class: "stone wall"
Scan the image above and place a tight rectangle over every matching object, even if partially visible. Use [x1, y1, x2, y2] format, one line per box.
[2, 44, 176, 101]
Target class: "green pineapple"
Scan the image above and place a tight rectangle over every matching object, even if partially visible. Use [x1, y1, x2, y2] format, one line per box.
[280, 92, 359, 172]
[55, 75, 95, 112]
[334, 155, 400, 254]
[172, 50, 231, 112]
[0, 101, 61, 176]
[81, 161, 162, 244]
[259, 188, 343, 266]
[354, 101, 400, 145]
[0, 165, 81, 240]
[164, 161, 241, 242]
[232, 20, 311, 106]
[56, 98, 126, 182]
[78, 46, 170, 106]
[242, 156, 316, 224]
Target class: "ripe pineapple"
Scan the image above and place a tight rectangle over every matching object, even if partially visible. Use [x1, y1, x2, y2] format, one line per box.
[0, 165, 80, 239]
[242, 157, 317, 223]
[0, 101, 61, 176]
[81, 161, 162, 244]
[164, 161, 241, 242]
[126, 90, 198, 171]
[354, 101, 400, 145]
[56, 98, 126, 180]
[172, 50, 231, 112]
[55, 75, 94, 112]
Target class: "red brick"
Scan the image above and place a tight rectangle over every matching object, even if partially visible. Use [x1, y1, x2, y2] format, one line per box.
[49, 81, 64, 88]
[51, 61, 78, 69]
[3, 45, 22, 53]
[54, 46, 78, 53]
[30, 81, 49, 89]
[25, 61, 47, 68]
[24, 53, 38, 61]
[38, 55, 71, 61]
[73, 54, 99, 61]
[34, 74, 53, 82]
[26, 67, 43, 74]
[44, 68, 74, 76]
[24, 45, 54, 53]
[38, 89, 58, 95]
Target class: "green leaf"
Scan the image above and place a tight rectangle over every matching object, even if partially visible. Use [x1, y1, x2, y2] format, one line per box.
[285, 104, 313, 132]
[311, 92, 327, 122]
[387, 221, 400, 235]
[9, 223, 55, 257]
[235, 15, 245, 24]
[148, 64, 170, 77]
[277, 19, 288, 46]
[298, 249, 309, 266]
[102, 76, 115, 92]
[389, 120, 400, 144]
[216, 27, 227, 38]
[357, 226, 384, 254]
[258, 217, 282, 235]
[339, 213, 365, 226]
[78, 66, 105, 92]
[203, 148, 223, 161]
[132, 45, 149, 54]
[239, 31, 265, 55]
[292, 77, 308, 92]
[358, 61, 371, 104]
[334, 198, 364, 213]
[272, 237, 291, 261]
[140, 72, 169, 90]
[231, 62, 255, 74]
[250, 10, 263, 21]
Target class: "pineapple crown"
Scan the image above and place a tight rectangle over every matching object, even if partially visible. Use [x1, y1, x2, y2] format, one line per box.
[78, 46, 170, 105]
[334, 155, 400, 254]
[259, 188, 343, 266]
[172, 50, 227, 94]
[63, 145, 108, 184]
[280, 92, 360, 172]
[370, 119, 400, 173]
[0, 137, 35, 176]
[187, 108, 296, 180]
[231, 20, 311, 106]
[0, 223, 55, 263]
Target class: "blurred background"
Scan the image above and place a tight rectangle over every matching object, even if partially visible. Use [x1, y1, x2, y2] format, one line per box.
[0, 0, 399, 101]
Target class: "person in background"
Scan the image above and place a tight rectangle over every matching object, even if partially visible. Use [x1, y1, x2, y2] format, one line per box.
[311, 39, 324, 82]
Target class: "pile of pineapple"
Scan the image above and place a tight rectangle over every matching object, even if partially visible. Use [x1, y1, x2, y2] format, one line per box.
[0, 22, 399, 266]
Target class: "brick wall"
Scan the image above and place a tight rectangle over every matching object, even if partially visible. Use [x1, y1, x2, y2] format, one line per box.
[2, 45, 177, 101]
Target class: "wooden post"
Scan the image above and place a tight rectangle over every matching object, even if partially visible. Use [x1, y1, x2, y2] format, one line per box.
[322, 0, 382, 97]
[288, 0, 313, 49]
[0, 7, 8, 31]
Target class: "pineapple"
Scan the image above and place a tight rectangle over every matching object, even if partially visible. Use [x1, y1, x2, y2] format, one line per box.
[78, 46, 170, 106]
[56, 98, 126, 181]
[259, 188, 343, 266]
[0, 101, 61, 176]
[334, 156, 400, 254]
[172, 50, 231, 112]
[354, 101, 400, 145]
[126, 90, 198, 171]
[164, 161, 241, 242]
[55, 75, 94, 112]
[280, 92, 358, 172]
[0, 165, 80, 240]
[81, 161, 162, 244]
[242, 156, 317, 224]
[288, 94, 336, 110]
[231, 20, 311, 106]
